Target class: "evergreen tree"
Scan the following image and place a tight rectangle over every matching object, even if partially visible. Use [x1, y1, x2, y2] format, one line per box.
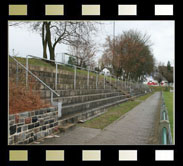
[167, 61, 171, 72]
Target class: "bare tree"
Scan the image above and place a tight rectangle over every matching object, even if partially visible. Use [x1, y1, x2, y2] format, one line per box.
[30, 21, 98, 60]
[10, 21, 99, 61]
[68, 39, 97, 69]
[100, 30, 155, 80]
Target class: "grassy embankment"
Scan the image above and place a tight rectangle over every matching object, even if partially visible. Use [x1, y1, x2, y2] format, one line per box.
[9, 56, 116, 81]
[79, 92, 154, 129]
[163, 91, 174, 139]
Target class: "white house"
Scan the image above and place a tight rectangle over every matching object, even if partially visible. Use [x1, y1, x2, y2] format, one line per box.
[100, 68, 111, 76]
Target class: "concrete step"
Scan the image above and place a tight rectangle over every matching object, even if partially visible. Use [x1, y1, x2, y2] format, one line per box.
[61, 94, 128, 117]
[31, 82, 112, 90]
[35, 89, 120, 99]
[52, 92, 122, 106]
[57, 94, 144, 126]
[105, 80, 131, 96]
[58, 123, 76, 133]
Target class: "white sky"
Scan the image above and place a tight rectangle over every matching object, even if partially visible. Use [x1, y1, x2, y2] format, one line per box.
[9, 21, 174, 66]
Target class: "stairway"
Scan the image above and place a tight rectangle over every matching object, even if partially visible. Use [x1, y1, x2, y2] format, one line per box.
[105, 79, 131, 97]
[9, 62, 146, 130]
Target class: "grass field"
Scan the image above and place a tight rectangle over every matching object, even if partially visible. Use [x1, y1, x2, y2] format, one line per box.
[163, 91, 174, 138]
[79, 92, 154, 129]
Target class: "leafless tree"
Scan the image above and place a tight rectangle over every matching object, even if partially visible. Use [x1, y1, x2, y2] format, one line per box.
[10, 21, 99, 61]
[68, 39, 97, 69]
[30, 21, 98, 60]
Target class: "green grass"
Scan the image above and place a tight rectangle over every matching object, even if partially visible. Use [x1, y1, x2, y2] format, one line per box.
[9, 56, 117, 81]
[150, 86, 173, 92]
[79, 92, 154, 129]
[163, 91, 174, 139]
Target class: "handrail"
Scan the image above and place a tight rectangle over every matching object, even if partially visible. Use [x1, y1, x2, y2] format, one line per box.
[9, 55, 60, 97]
[26, 55, 98, 73]
[26, 55, 145, 81]
[159, 91, 172, 145]
[26, 54, 150, 93]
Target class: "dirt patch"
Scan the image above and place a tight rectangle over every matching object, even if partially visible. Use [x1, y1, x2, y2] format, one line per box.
[9, 79, 50, 114]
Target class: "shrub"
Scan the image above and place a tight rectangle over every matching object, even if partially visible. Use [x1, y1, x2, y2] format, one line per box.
[9, 78, 50, 114]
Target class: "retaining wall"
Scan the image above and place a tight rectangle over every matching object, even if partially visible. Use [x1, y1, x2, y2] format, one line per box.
[8, 107, 59, 145]
[9, 62, 111, 90]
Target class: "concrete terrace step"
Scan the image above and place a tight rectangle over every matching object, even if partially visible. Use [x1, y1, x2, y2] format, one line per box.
[58, 123, 76, 133]
[32, 82, 112, 90]
[57, 94, 144, 126]
[52, 92, 123, 106]
[61, 94, 128, 116]
[31, 76, 103, 83]
[36, 89, 120, 99]
[105, 81, 130, 96]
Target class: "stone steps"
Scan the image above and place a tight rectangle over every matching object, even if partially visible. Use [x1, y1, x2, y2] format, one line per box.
[58, 123, 76, 133]
[31, 82, 112, 90]
[35, 89, 120, 99]
[57, 93, 144, 126]
[52, 92, 123, 106]
[60, 94, 129, 117]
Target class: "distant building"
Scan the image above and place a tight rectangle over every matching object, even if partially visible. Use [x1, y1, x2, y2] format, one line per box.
[143, 75, 168, 86]
[100, 68, 111, 76]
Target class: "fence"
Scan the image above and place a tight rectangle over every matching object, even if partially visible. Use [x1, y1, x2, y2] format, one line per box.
[25, 55, 150, 93]
[159, 91, 173, 145]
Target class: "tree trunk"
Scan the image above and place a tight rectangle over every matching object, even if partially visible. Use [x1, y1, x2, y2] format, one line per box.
[45, 22, 55, 60]
[42, 22, 48, 59]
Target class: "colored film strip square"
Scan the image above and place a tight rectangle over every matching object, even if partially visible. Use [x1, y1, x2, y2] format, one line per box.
[8, 150, 176, 162]
[8, 4, 174, 16]
[45, 5, 64, 16]
[9, 150, 28, 161]
[9, 5, 27, 16]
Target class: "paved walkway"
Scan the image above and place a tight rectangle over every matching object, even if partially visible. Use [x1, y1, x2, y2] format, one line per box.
[38, 92, 161, 145]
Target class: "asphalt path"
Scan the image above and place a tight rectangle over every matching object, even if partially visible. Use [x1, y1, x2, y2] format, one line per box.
[38, 92, 161, 145]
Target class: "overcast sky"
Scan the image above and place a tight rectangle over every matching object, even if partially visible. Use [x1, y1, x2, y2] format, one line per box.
[9, 21, 174, 66]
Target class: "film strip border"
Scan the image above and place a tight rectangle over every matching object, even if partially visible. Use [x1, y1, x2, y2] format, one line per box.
[8, 4, 174, 17]
[8, 149, 175, 162]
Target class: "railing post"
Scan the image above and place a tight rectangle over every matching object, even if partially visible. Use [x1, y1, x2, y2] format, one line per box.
[26, 56, 29, 88]
[16, 62, 19, 86]
[87, 69, 89, 89]
[51, 91, 53, 104]
[130, 80, 131, 93]
[96, 72, 98, 89]
[55, 63, 58, 90]
[104, 75, 105, 89]
[110, 75, 111, 89]
[74, 66, 76, 89]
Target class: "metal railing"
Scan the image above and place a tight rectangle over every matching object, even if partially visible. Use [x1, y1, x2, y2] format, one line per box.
[26, 55, 101, 90]
[9, 56, 62, 118]
[25, 55, 150, 94]
[159, 91, 173, 145]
